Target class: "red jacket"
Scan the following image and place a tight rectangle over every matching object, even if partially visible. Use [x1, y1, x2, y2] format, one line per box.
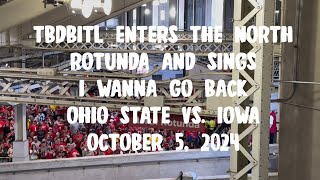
[270, 111, 277, 134]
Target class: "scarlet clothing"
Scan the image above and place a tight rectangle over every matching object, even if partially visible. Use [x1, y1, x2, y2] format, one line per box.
[57, 122, 64, 131]
[0, 107, 7, 114]
[57, 107, 67, 115]
[68, 149, 79, 158]
[75, 141, 81, 149]
[46, 152, 54, 159]
[53, 142, 66, 150]
[41, 124, 49, 134]
[270, 111, 277, 134]
[113, 116, 120, 126]
[163, 142, 169, 149]
[33, 106, 39, 115]
[3, 142, 10, 149]
[104, 148, 113, 155]
[72, 133, 83, 142]
[29, 124, 38, 134]
[28, 140, 32, 149]
[0, 120, 5, 134]
[52, 126, 60, 134]
[109, 123, 115, 131]
[50, 132, 56, 139]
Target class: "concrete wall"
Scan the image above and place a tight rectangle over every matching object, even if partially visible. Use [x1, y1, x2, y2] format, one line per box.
[143, 173, 279, 180]
[280, 0, 320, 180]
[0, 145, 278, 180]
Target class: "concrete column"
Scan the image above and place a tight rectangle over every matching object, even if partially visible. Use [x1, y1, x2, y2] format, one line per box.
[169, 0, 177, 26]
[184, 0, 194, 30]
[13, 48, 22, 68]
[144, 3, 153, 26]
[223, 0, 234, 32]
[212, 0, 224, 27]
[22, 49, 26, 69]
[194, 0, 203, 26]
[13, 104, 29, 162]
[280, 0, 320, 179]
[178, 0, 185, 30]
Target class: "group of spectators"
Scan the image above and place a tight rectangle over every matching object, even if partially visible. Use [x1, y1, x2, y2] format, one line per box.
[0, 106, 14, 162]
[1, 105, 220, 161]
[1, 104, 277, 162]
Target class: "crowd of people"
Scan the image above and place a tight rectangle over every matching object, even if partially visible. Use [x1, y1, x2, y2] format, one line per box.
[0, 104, 278, 162]
[0, 106, 14, 162]
[1, 105, 222, 161]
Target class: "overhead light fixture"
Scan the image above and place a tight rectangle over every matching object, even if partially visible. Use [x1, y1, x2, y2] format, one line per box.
[145, 8, 150, 15]
[159, 0, 167, 3]
[103, 0, 112, 15]
[142, 4, 147, 7]
[170, 7, 176, 17]
[81, 0, 94, 18]
[69, 0, 112, 18]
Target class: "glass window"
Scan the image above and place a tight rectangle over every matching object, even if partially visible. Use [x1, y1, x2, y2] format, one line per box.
[106, 18, 119, 29]
[152, 74, 163, 80]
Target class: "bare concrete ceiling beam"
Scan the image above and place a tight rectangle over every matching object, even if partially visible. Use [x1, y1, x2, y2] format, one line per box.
[0, 0, 55, 32]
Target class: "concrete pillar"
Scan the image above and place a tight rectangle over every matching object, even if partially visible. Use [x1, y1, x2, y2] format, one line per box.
[223, 0, 234, 32]
[178, 0, 185, 30]
[13, 104, 29, 162]
[212, 0, 224, 27]
[22, 49, 26, 69]
[194, 0, 204, 26]
[169, 0, 177, 26]
[184, 0, 194, 30]
[280, 0, 320, 179]
[13, 48, 22, 68]
[144, 3, 153, 26]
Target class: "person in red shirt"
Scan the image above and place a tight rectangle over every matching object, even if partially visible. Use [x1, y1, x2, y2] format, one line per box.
[0, 106, 7, 115]
[29, 120, 38, 135]
[0, 119, 6, 141]
[47, 128, 55, 139]
[53, 138, 65, 150]
[68, 145, 80, 158]
[104, 147, 113, 156]
[270, 111, 278, 144]
[57, 119, 65, 132]
[45, 147, 55, 159]
[72, 131, 83, 142]
[41, 121, 49, 135]
[62, 126, 71, 135]
[52, 124, 60, 134]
